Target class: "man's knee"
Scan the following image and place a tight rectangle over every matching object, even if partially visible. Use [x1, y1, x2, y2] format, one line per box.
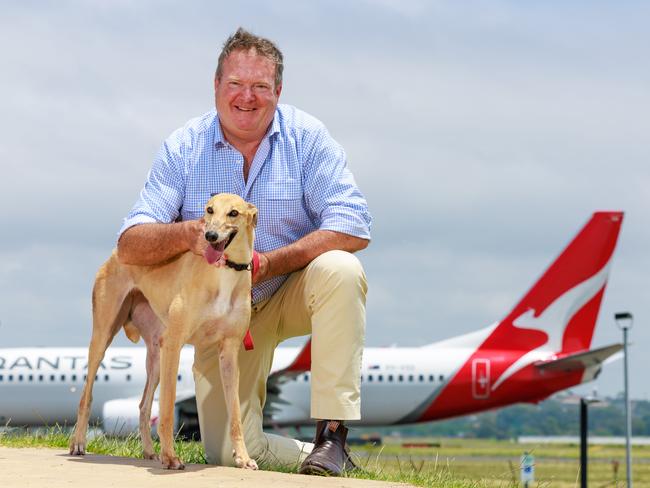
[309, 250, 367, 294]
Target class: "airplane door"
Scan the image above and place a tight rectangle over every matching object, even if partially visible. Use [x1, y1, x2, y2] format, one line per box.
[472, 359, 490, 399]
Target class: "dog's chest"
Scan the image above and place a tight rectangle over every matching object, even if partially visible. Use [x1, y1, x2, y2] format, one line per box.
[188, 289, 249, 344]
[207, 291, 237, 319]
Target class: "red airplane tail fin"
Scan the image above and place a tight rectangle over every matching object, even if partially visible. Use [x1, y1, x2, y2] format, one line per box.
[486, 211, 623, 359]
[402, 212, 624, 423]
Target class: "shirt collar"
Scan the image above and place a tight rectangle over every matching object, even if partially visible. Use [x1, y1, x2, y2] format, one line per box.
[213, 108, 281, 149]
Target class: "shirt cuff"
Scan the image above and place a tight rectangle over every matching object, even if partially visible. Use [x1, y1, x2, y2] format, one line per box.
[319, 208, 372, 240]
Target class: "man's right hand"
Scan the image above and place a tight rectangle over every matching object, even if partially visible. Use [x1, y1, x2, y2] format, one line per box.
[183, 218, 208, 257]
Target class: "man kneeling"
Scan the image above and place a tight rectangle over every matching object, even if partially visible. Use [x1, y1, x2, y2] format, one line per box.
[116, 27, 371, 475]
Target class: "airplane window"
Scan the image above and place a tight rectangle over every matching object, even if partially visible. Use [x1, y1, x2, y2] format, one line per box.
[0, 375, 3, 382]
[8, 375, 13, 382]
[50, 375, 55, 382]
[83, 375, 87, 381]
[408, 375, 414, 382]
[126, 374, 131, 382]
[104, 374, 109, 382]
[377, 375, 383, 382]
[61, 375, 66, 381]
[368, 375, 373, 382]
[18, 375, 24, 382]
[72, 374, 77, 382]
[360, 375, 363, 383]
[95, 375, 99, 381]
[303, 374, 309, 381]
[429, 375, 434, 382]
[419, 375, 424, 382]
[398, 375, 404, 382]
[439, 375, 444, 381]
[177, 374, 182, 382]
[38, 375, 44, 382]
[388, 375, 394, 382]
[29, 375, 34, 382]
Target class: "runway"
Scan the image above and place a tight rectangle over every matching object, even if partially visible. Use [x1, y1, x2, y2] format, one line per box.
[0, 447, 410, 488]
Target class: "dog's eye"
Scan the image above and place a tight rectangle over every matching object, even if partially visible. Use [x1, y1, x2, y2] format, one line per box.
[228, 210, 239, 217]
[206, 207, 214, 214]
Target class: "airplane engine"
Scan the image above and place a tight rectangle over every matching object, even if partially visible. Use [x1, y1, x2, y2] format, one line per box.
[101, 398, 160, 437]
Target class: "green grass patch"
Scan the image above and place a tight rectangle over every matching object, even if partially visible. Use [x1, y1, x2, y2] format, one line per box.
[2, 428, 650, 487]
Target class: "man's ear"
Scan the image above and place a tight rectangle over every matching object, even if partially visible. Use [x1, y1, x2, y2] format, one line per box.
[247, 203, 258, 227]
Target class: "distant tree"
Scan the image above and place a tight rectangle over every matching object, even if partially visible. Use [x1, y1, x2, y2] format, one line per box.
[354, 396, 650, 438]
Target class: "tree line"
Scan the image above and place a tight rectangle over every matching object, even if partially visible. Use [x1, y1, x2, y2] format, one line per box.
[366, 396, 650, 438]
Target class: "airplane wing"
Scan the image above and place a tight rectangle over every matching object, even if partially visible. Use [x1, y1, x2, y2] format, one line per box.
[534, 343, 623, 372]
[263, 338, 311, 422]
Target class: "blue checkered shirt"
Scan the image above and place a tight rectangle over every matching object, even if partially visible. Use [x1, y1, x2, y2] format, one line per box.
[119, 104, 372, 303]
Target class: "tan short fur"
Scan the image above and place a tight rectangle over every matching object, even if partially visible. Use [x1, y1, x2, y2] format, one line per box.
[69, 193, 259, 470]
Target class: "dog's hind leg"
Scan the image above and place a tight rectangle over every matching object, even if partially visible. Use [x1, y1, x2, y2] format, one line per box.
[70, 259, 132, 455]
[219, 336, 258, 470]
[130, 291, 163, 460]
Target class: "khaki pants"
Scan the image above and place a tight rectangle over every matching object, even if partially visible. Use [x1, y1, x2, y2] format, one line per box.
[192, 250, 367, 467]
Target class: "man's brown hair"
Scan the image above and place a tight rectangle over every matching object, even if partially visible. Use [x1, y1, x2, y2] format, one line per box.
[216, 27, 284, 87]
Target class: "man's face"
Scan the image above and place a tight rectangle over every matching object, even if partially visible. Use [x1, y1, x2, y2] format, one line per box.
[215, 49, 282, 145]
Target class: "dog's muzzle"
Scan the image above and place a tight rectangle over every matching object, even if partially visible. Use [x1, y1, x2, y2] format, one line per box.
[204, 230, 237, 250]
[205, 231, 219, 243]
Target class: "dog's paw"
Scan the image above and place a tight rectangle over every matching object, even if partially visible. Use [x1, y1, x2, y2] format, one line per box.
[69, 440, 86, 456]
[143, 451, 159, 461]
[161, 454, 185, 470]
[235, 456, 258, 470]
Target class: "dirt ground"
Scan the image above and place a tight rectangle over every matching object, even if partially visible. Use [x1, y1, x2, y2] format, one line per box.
[0, 446, 412, 488]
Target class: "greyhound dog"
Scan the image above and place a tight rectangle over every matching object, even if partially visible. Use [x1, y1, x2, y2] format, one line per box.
[69, 193, 259, 470]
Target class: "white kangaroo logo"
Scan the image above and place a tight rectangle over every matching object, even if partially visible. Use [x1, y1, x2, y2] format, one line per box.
[491, 259, 611, 391]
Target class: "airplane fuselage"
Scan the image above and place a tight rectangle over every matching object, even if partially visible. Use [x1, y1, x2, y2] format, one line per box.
[0, 339, 595, 428]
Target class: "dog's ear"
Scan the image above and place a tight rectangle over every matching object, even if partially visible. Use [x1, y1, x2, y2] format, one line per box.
[247, 203, 258, 228]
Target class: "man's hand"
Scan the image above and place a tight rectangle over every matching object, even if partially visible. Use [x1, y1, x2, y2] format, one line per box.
[183, 219, 208, 257]
[253, 252, 270, 285]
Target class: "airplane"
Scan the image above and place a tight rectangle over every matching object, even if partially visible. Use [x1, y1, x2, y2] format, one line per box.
[0, 211, 624, 436]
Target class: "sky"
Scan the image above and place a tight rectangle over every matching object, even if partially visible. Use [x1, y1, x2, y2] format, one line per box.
[1, 1, 648, 400]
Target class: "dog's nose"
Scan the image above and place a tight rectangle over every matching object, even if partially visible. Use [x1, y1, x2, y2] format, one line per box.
[205, 231, 219, 243]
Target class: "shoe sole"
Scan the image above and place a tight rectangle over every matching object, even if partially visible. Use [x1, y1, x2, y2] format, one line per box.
[298, 464, 339, 477]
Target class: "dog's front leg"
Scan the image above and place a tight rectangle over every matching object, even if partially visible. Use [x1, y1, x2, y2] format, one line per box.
[158, 328, 184, 470]
[219, 337, 258, 470]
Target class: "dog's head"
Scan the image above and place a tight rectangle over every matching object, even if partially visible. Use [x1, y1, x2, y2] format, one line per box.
[202, 193, 258, 265]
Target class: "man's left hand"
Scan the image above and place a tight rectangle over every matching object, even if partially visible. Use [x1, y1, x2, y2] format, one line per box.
[253, 253, 270, 285]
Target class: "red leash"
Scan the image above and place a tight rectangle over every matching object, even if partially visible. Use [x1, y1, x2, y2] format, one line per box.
[242, 250, 260, 351]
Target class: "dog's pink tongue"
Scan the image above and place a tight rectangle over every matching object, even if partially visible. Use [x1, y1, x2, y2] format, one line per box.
[204, 242, 226, 264]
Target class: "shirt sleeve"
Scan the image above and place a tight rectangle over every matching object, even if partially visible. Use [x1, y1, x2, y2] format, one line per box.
[302, 125, 372, 240]
[117, 130, 187, 239]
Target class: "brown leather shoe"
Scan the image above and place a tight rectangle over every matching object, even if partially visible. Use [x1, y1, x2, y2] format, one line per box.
[298, 420, 349, 476]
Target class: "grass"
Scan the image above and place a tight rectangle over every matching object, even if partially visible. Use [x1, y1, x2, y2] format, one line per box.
[2, 427, 650, 487]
